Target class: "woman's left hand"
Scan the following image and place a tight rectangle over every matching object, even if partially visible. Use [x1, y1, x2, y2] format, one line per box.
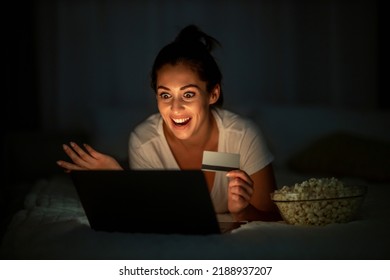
[226, 170, 254, 214]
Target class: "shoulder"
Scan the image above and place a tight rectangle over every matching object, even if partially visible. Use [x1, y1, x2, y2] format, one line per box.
[129, 113, 163, 147]
[213, 108, 259, 134]
[215, 109, 274, 174]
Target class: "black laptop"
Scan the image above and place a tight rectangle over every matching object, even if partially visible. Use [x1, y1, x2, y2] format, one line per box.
[71, 170, 236, 235]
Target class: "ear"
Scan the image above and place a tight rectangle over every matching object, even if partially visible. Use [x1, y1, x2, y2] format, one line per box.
[208, 84, 221, 105]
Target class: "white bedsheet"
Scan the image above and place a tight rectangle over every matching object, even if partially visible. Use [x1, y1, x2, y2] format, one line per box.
[1, 174, 389, 260]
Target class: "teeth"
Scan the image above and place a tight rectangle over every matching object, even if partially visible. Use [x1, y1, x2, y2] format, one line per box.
[172, 117, 190, 124]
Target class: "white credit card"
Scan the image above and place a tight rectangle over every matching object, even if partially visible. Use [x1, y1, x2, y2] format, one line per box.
[201, 151, 240, 172]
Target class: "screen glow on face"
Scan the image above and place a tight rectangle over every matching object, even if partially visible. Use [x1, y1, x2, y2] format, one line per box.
[156, 63, 213, 141]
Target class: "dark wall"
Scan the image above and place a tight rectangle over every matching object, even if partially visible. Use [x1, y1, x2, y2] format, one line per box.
[7, 1, 384, 133]
[6, 1, 39, 132]
[4, 0, 386, 182]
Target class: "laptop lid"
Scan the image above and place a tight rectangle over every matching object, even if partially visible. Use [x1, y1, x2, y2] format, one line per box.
[71, 170, 221, 235]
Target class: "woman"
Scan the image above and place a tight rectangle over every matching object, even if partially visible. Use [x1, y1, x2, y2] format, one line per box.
[57, 25, 280, 222]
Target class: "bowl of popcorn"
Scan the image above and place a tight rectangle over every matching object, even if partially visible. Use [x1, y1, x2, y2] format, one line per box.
[271, 177, 367, 226]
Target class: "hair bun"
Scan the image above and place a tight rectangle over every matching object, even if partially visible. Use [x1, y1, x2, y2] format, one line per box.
[174, 25, 220, 52]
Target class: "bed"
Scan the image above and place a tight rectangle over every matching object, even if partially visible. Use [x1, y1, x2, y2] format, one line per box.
[1, 169, 389, 260]
[1, 105, 389, 259]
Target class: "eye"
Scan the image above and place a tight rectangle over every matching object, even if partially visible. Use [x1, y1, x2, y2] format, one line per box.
[183, 92, 195, 99]
[159, 92, 171, 99]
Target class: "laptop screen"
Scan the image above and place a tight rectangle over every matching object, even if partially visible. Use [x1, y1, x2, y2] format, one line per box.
[71, 170, 221, 235]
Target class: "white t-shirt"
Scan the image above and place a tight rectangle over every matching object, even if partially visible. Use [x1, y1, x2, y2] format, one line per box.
[128, 108, 274, 213]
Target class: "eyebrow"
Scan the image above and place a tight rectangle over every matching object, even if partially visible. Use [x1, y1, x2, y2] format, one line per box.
[157, 84, 201, 91]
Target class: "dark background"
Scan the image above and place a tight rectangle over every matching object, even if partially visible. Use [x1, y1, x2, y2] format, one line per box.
[4, 0, 387, 185]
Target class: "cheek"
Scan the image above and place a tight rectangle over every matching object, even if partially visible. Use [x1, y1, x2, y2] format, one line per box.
[197, 101, 211, 116]
[157, 101, 169, 113]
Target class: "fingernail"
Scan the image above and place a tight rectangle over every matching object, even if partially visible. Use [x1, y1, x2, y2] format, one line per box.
[70, 142, 76, 147]
[62, 144, 68, 150]
[56, 161, 62, 166]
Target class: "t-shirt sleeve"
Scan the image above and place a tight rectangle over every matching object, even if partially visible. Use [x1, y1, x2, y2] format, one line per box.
[239, 121, 274, 175]
[128, 132, 155, 169]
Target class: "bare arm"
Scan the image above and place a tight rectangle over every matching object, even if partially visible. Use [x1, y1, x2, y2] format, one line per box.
[227, 164, 281, 221]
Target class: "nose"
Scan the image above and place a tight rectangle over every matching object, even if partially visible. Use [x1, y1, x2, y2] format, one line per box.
[171, 97, 184, 112]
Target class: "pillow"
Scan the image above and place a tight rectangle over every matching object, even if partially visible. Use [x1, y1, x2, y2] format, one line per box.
[287, 131, 390, 182]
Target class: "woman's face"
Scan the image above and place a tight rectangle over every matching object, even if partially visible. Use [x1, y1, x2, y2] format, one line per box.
[156, 63, 219, 141]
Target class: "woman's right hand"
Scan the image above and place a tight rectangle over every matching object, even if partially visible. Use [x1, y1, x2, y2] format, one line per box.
[57, 142, 123, 172]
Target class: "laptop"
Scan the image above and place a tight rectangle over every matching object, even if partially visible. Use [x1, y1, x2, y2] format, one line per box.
[71, 170, 241, 235]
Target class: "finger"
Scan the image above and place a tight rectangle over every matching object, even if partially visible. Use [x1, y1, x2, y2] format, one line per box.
[83, 143, 100, 159]
[229, 193, 240, 202]
[228, 176, 254, 194]
[226, 170, 254, 186]
[228, 177, 253, 200]
[229, 185, 252, 201]
[230, 193, 247, 203]
[56, 160, 86, 171]
[63, 144, 89, 167]
[69, 142, 94, 160]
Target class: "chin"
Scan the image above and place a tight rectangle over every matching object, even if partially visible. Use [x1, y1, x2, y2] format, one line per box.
[172, 130, 193, 140]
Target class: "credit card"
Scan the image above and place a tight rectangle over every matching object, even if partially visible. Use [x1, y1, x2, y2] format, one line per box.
[201, 151, 240, 172]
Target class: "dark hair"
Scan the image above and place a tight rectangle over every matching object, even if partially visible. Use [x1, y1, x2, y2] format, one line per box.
[151, 25, 223, 107]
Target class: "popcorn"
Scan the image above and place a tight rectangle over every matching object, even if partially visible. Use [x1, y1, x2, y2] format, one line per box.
[272, 178, 366, 226]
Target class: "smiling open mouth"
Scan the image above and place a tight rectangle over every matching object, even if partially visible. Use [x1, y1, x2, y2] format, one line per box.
[171, 117, 191, 127]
